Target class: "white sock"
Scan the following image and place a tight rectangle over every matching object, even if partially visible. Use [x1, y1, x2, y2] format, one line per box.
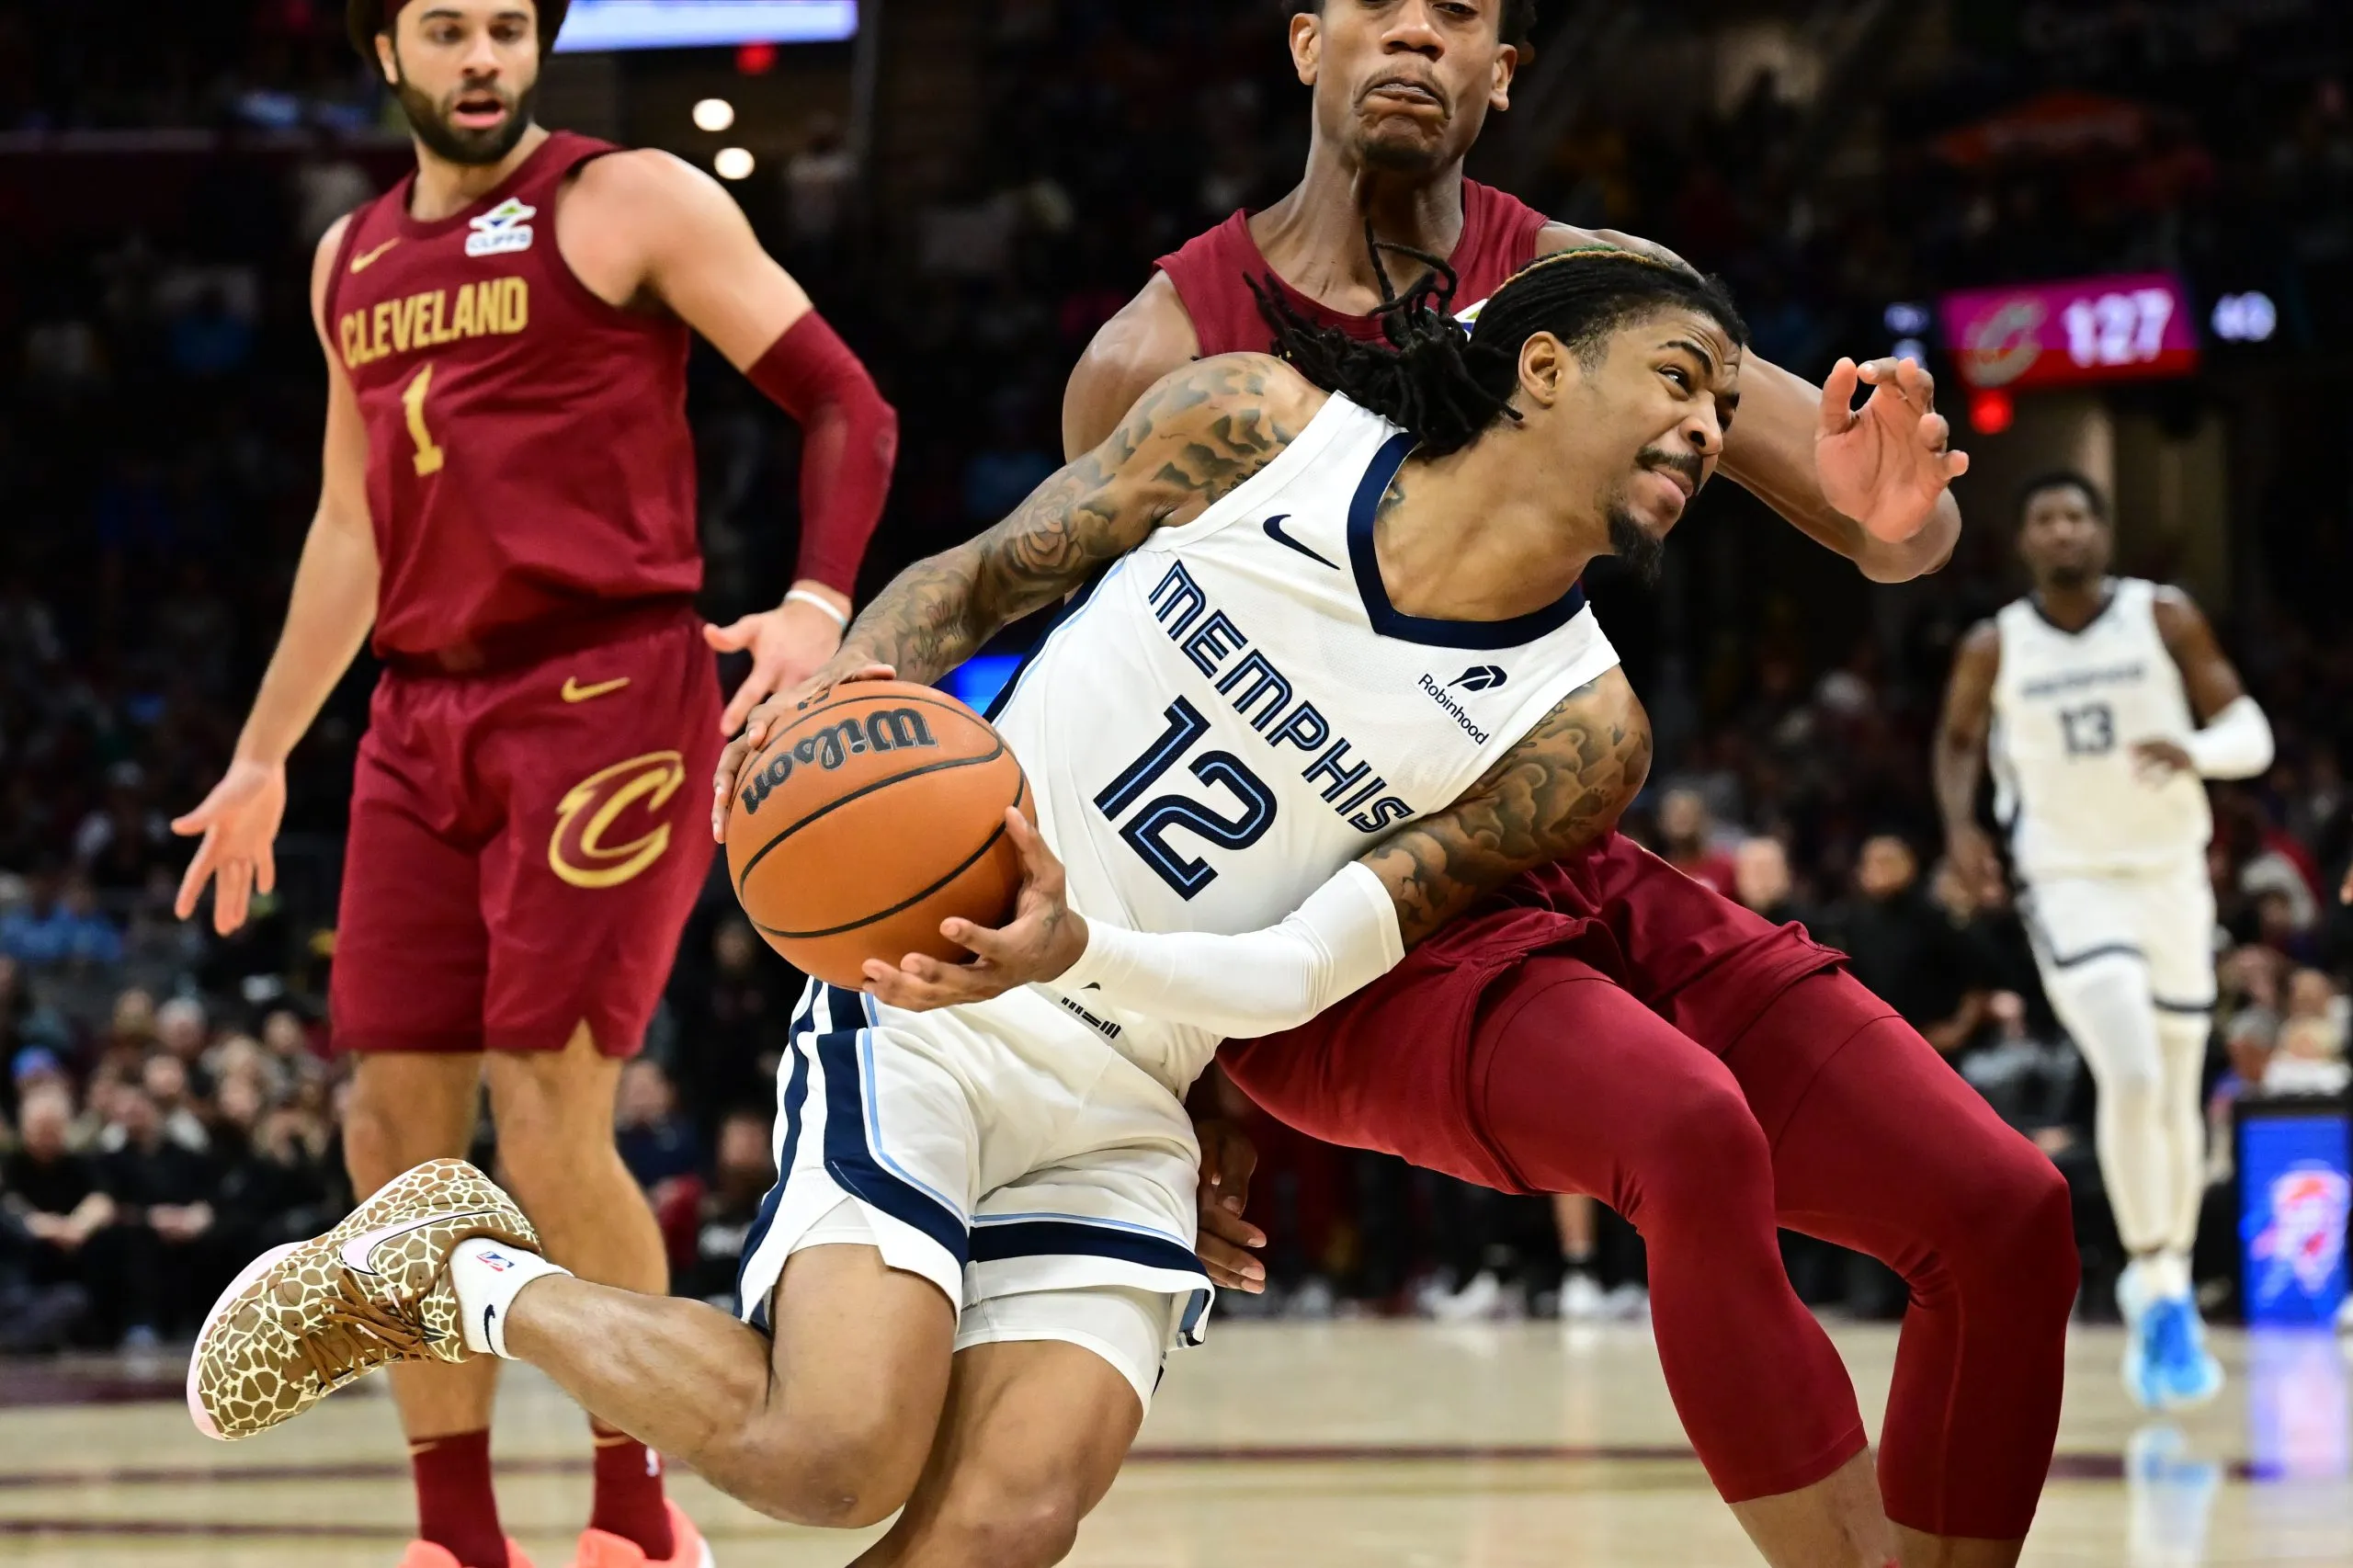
[2151, 1249, 2192, 1302]
[449, 1236, 572, 1358]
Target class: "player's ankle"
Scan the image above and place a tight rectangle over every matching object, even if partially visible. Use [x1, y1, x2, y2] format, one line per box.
[449, 1237, 572, 1358]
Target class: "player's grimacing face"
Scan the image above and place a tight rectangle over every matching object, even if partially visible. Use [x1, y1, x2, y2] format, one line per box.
[1290, 1, 1518, 174]
[2018, 487, 2110, 591]
[1541, 308, 1740, 572]
[379, 1, 541, 166]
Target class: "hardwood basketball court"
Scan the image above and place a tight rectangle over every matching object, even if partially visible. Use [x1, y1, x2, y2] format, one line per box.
[6, 1319, 2348, 1565]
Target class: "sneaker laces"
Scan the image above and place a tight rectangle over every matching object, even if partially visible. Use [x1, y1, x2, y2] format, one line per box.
[297, 1270, 437, 1390]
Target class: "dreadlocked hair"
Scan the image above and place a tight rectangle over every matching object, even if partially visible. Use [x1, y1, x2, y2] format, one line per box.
[1252, 233, 1748, 458]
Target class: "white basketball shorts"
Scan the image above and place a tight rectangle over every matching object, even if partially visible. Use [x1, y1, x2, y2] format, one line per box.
[733, 980, 1213, 1410]
[2020, 853, 2218, 1017]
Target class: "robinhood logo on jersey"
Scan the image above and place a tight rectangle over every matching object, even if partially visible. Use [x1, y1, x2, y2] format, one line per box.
[466, 199, 537, 258]
[1419, 665, 1507, 744]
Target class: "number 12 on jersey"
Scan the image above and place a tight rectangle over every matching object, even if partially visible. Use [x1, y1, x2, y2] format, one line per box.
[1095, 698, 1277, 898]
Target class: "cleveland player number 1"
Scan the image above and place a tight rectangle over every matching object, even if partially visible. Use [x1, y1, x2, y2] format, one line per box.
[402, 361, 446, 477]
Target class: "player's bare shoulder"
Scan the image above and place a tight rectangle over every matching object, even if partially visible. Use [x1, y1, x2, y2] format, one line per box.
[1064, 270, 1205, 455]
[309, 213, 356, 333]
[1101, 351, 1324, 506]
[554, 148, 745, 294]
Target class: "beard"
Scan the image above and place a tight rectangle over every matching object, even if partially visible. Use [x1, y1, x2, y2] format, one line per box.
[2044, 562, 2094, 591]
[1607, 504, 1666, 586]
[394, 72, 537, 166]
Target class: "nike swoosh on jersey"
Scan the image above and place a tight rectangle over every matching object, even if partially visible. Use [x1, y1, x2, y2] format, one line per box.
[561, 676, 631, 703]
[339, 1209, 506, 1275]
[348, 238, 400, 273]
[1262, 515, 1340, 570]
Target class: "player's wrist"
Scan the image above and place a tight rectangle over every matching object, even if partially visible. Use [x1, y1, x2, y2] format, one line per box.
[785, 578, 852, 618]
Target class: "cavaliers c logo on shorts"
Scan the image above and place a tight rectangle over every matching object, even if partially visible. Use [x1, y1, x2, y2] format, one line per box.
[549, 751, 687, 889]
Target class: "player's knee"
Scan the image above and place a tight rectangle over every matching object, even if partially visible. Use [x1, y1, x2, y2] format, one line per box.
[1618, 1079, 1772, 1233]
[1943, 1138, 2079, 1313]
[915, 1479, 1086, 1568]
[341, 1084, 425, 1194]
[726, 1403, 930, 1528]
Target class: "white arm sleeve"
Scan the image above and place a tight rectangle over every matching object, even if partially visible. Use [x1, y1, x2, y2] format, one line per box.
[2182, 694, 2273, 779]
[1053, 861, 1406, 1040]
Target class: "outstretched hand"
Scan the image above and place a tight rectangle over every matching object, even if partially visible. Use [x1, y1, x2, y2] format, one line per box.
[858, 810, 1087, 1010]
[1816, 357, 1970, 545]
[704, 587, 852, 736]
[710, 658, 896, 840]
[170, 759, 287, 935]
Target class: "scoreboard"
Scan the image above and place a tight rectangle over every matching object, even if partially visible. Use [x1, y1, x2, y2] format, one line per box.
[1940, 273, 2200, 391]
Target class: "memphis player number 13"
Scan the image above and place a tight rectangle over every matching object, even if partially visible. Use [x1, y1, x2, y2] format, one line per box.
[2059, 700, 2114, 757]
[1094, 697, 1278, 898]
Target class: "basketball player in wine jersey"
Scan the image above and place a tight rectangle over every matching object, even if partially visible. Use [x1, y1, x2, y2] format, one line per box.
[169, 4, 897, 1566]
[1069, 6, 2077, 1566]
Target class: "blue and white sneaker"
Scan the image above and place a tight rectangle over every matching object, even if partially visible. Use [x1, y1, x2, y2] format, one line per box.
[2143, 1294, 2224, 1411]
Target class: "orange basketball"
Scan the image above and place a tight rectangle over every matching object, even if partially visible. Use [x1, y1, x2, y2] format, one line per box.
[722, 680, 1033, 988]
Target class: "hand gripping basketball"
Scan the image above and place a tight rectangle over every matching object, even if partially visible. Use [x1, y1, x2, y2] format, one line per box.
[858, 809, 1090, 1010]
[722, 680, 1038, 988]
[711, 658, 896, 841]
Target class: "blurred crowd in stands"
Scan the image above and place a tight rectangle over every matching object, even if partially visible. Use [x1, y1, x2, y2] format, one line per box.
[4, 0, 2353, 1347]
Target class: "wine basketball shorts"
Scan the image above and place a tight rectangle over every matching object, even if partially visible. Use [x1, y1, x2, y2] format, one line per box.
[329, 608, 723, 1059]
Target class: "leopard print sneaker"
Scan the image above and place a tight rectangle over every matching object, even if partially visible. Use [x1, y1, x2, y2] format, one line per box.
[188, 1158, 540, 1441]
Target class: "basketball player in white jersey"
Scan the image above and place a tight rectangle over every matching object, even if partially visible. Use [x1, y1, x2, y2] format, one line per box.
[190, 247, 1736, 1563]
[1936, 471, 2272, 1411]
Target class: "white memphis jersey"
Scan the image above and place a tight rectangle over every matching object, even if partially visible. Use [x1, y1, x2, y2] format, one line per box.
[1990, 576, 2211, 879]
[988, 393, 1620, 1093]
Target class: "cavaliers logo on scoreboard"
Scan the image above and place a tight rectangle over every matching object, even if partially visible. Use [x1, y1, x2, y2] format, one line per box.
[549, 750, 688, 889]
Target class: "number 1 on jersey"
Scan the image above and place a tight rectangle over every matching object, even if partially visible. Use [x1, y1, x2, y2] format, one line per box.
[402, 361, 446, 477]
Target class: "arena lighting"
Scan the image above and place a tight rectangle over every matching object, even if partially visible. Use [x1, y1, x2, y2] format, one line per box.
[553, 2, 857, 52]
[1968, 388, 2014, 436]
[714, 147, 756, 181]
[692, 98, 735, 133]
[2211, 291, 2278, 344]
[1883, 301, 1932, 337]
[736, 41, 778, 74]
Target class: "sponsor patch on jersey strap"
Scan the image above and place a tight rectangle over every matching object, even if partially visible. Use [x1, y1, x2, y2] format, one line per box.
[466, 198, 537, 258]
[348, 237, 401, 274]
[560, 675, 631, 703]
[1262, 514, 1339, 570]
[1449, 665, 1509, 691]
[549, 750, 687, 889]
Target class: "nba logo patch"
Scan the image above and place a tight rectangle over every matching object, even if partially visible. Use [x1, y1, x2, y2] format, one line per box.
[473, 1249, 517, 1272]
[466, 199, 537, 258]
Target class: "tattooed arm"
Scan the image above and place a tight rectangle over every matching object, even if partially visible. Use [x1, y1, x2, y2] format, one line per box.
[710, 352, 1323, 827]
[1362, 666, 1651, 946]
[863, 669, 1653, 1028]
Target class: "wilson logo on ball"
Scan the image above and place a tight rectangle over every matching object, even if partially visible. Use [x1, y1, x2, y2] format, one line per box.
[739, 708, 939, 816]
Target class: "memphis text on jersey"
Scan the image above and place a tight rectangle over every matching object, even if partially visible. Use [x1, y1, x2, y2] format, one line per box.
[1147, 561, 1412, 835]
[338, 278, 530, 370]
